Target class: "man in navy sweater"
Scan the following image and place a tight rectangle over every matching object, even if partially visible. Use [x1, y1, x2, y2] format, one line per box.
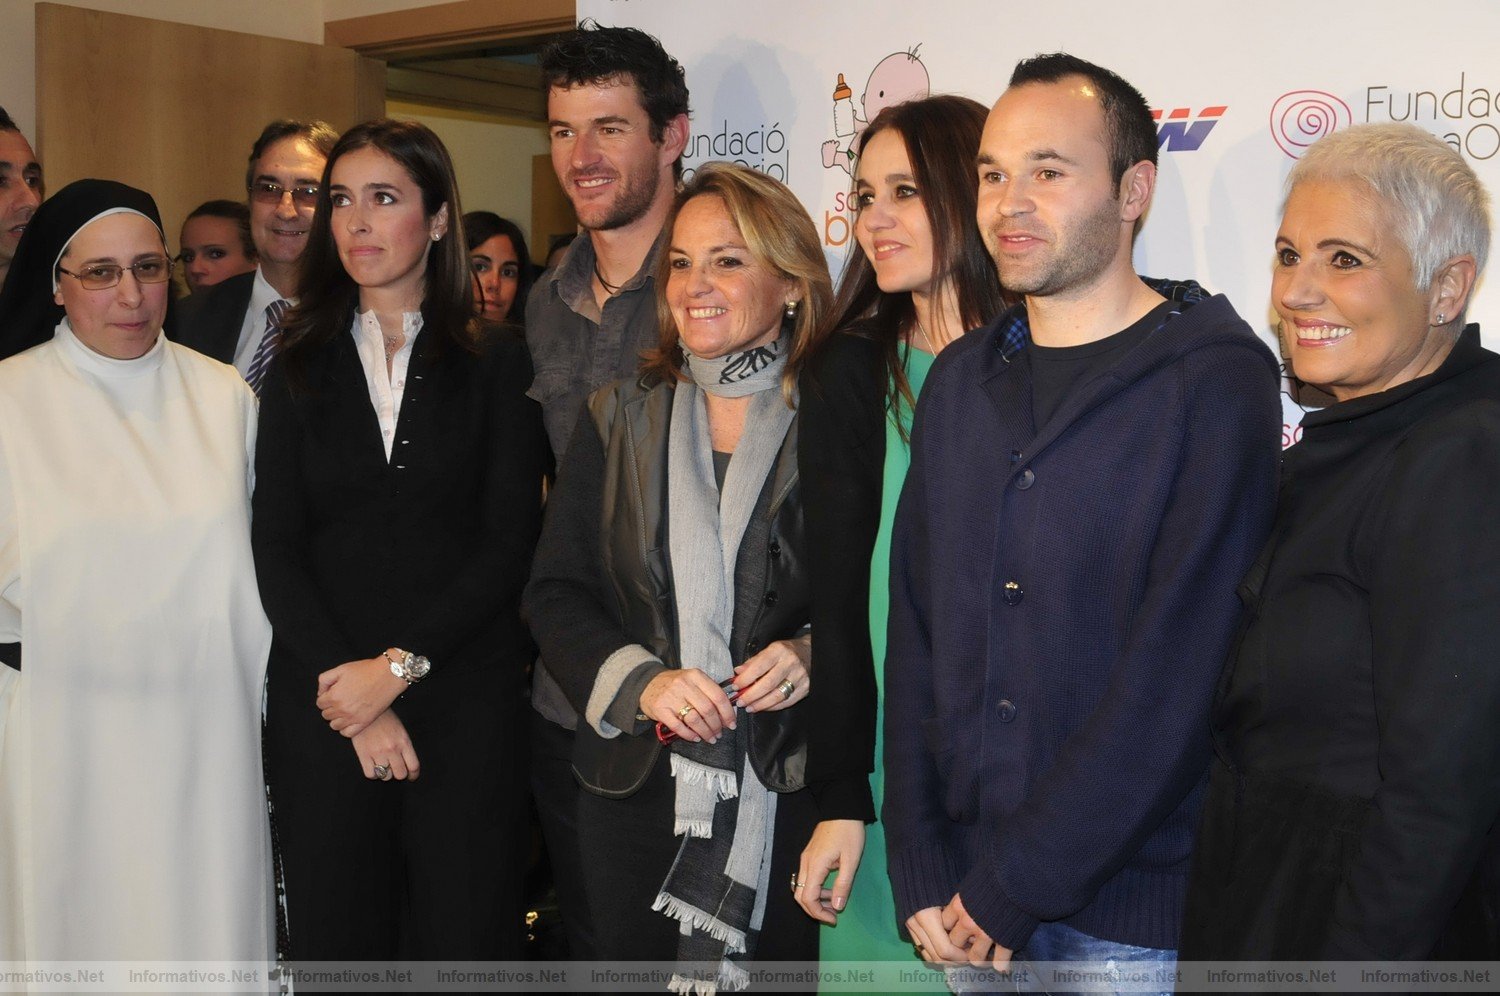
[883, 53, 1281, 983]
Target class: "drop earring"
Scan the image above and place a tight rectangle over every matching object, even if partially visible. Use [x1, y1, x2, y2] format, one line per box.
[784, 300, 799, 320]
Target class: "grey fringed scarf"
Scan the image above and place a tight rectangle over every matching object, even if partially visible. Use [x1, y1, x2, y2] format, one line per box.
[656, 333, 794, 994]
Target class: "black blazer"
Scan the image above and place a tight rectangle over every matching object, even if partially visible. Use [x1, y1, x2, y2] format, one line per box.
[172, 269, 255, 363]
[251, 322, 548, 712]
[796, 326, 887, 823]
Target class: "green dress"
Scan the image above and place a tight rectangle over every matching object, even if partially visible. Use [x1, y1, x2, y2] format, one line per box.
[819, 346, 945, 990]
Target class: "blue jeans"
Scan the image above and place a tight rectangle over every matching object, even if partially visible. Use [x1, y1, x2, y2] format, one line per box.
[945, 922, 1176, 995]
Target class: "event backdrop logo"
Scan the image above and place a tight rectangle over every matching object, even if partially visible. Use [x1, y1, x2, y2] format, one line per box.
[1364, 73, 1500, 160]
[820, 46, 930, 176]
[1153, 106, 1227, 152]
[681, 121, 789, 182]
[817, 45, 932, 246]
[1269, 90, 1352, 159]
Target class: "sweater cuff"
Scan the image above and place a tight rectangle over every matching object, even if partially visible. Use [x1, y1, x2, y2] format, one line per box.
[604, 660, 668, 735]
[806, 777, 876, 823]
[585, 644, 662, 738]
[957, 856, 1041, 952]
[887, 841, 962, 924]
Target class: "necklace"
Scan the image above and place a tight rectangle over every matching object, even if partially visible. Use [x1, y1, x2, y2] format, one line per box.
[593, 260, 624, 296]
[383, 334, 402, 360]
[912, 316, 937, 354]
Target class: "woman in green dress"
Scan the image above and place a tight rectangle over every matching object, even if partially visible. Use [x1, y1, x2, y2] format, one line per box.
[797, 95, 1006, 976]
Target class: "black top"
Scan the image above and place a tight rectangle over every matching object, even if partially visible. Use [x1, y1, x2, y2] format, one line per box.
[171, 269, 254, 364]
[1212, 325, 1500, 957]
[1029, 300, 1172, 427]
[795, 325, 889, 823]
[252, 325, 548, 700]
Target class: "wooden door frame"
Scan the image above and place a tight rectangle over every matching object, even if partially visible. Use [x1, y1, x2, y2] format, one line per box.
[324, 0, 575, 60]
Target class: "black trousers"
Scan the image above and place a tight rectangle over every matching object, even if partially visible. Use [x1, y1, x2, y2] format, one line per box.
[266, 662, 526, 964]
[529, 710, 599, 959]
[577, 749, 819, 963]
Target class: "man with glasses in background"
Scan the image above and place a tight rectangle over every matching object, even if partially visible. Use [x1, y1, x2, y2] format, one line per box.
[175, 119, 337, 392]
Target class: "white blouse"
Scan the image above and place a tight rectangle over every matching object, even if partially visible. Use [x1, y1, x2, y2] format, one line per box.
[350, 309, 422, 460]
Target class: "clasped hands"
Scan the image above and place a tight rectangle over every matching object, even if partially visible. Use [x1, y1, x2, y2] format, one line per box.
[316, 652, 420, 781]
[640, 634, 811, 743]
[906, 894, 1014, 972]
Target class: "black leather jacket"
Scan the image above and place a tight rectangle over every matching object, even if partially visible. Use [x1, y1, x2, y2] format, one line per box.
[526, 373, 809, 798]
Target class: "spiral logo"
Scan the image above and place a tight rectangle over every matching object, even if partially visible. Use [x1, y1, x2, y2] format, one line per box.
[1269, 90, 1352, 159]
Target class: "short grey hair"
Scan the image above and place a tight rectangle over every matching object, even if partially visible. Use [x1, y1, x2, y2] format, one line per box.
[1287, 122, 1490, 293]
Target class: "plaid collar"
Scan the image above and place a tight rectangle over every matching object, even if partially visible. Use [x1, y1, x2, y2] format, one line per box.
[994, 277, 1208, 360]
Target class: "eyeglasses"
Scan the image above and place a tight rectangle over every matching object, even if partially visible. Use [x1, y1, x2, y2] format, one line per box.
[248, 180, 321, 208]
[57, 256, 173, 291]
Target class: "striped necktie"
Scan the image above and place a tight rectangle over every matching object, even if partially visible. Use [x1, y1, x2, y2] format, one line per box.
[245, 299, 289, 396]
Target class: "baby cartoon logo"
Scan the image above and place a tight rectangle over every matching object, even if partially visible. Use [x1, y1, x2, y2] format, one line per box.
[821, 46, 930, 175]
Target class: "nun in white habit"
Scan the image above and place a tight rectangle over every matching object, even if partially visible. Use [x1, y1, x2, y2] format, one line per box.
[0, 179, 273, 968]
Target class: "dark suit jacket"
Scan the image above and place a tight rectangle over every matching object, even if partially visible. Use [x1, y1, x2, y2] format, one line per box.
[171, 269, 255, 363]
[251, 321, 548, 723]
[795, 326, 885, 824]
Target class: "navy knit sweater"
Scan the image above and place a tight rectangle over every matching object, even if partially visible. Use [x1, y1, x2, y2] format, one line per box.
[882, 280, 1280, 951]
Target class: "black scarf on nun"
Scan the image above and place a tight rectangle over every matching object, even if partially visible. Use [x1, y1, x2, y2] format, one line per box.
[0, 178, 167, 361]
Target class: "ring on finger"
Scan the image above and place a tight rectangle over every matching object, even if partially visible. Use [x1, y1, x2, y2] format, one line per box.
[790, 871, 800, 892]
[678, 704, 696, 719]
[373, 763, 391, 780]
[777, 678, 795, 700]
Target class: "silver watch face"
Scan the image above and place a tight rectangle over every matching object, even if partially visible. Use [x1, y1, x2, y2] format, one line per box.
[408, 655, 431, 680]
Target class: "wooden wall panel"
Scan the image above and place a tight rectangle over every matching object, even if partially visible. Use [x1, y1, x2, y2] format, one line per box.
[531, 152, 577, 266]
[324, 0, 574, 58]
[36, 3, 386, 256]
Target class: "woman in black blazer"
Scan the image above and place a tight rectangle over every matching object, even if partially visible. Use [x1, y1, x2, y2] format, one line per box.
[252, 120, 547, 961]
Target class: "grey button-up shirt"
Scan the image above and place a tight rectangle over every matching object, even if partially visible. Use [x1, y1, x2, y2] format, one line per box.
[525, 229, 668, 728]
[526, 230, 668, 464]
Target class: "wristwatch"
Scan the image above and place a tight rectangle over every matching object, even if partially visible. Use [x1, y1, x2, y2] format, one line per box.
[383, 648, 431, 685]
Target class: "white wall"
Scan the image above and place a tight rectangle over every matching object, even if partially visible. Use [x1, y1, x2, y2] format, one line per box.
[582, 0, 1500, 440]
[388, 100, 549, 259]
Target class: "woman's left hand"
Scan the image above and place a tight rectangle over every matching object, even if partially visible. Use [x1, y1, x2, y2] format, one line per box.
[316, 655, 407, 738]
[732, 633, 811, 712]
[795, 819, 865, 924]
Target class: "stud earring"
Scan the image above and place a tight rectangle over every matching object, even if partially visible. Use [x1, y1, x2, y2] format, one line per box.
[1436, 312, 1447, 326]
[432, 232, 442, 242]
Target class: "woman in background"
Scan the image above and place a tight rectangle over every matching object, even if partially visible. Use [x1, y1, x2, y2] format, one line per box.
[796, 95, 1005, 969]
[253, 121, 547, 961]
[464, 210, 533, 325]
[1182, 122, 1500, 961]
[178, 198, 257, 293]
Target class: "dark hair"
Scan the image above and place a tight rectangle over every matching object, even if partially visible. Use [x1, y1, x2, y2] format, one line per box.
[184, 199, 256, 261]
[540, 20, 690, 176]
[462, 210, 534, 324]
[244, 119, 339, 190]
[642, 163, 831, 405]
[1009, 52, 1157, 185]
[282, 120, 475, 383]
[0, 105, 17, 133]
[820, 95, 1008, 432]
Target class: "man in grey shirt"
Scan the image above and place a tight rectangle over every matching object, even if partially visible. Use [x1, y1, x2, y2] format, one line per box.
[525, 21, 690, 960]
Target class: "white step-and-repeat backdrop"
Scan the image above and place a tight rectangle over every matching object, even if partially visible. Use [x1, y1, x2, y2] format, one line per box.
[578, 0, 1500, 440]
